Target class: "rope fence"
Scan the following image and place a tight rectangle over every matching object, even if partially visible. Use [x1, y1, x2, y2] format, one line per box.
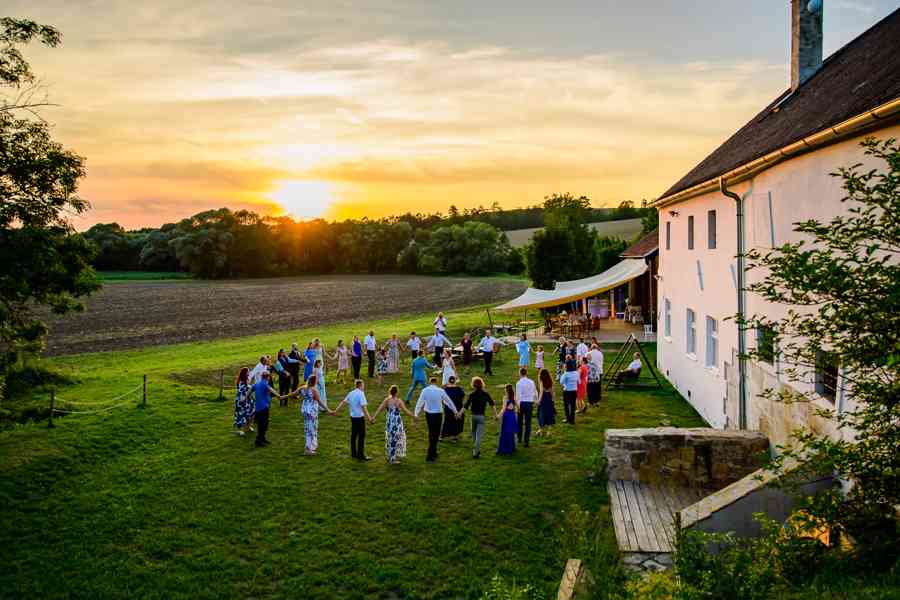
[47, 375, 148, 428]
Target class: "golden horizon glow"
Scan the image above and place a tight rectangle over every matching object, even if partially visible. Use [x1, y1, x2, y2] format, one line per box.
[269, 180, 336, 220]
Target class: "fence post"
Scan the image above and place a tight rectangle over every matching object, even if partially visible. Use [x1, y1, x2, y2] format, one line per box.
[48, 390, 55, 429]
[219, 369, 224, 401]
[142, 374, 147, 408]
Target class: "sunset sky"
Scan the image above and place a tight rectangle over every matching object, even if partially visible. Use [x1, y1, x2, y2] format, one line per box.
[9, 1, 898, 229]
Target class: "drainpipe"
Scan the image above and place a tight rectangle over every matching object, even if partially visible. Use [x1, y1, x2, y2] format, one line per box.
[720, 177, 748, 430]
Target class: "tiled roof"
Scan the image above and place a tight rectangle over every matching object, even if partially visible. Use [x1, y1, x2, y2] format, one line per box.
[620, 229, 658, 258]
[660, 8, 900, 200]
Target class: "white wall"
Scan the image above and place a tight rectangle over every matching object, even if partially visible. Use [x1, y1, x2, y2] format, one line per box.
[657, 123, 900, 439]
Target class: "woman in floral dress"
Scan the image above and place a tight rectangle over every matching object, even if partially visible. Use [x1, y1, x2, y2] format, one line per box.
[371, 385, 414, 464]
[387, 334, 401, 373]
[332, 339, 350, 384]
[299, 374, 333, 455]
[233, 367, 254, 436]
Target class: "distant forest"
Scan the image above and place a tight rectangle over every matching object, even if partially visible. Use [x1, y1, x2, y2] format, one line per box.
[83, 200, 652, 279]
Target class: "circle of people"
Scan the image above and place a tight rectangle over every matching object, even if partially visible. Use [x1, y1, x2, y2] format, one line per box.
[232, 312, 642, 464]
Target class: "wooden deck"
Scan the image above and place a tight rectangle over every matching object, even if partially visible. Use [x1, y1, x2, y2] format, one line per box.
[607, 480, 707, 553]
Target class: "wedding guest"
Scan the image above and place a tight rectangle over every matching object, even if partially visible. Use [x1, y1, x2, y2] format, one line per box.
[313, 359, 328, 406]
[440, 348, 457, 386]
[556, 337, 568, 376]
[577, 356, 589, 413]
[387, 334, 401, 373]
[464, 376, 496, 458]
[249, 355, 268, 385]
[427, 328, 451, 366]
[576, 338, 589, 362]
[515, 333, 531, 368]
[364, 330, 377, 378]
[288, 343, 306, 391]
[249, 371, 281, 447]
[370, 385, 415, 465]
[559, 361, 580, 425]
[615, 352, 642, 383]
[376, 345, 388, 386]
[405, 331, 422, 361]
[299, 374, 334, 455]
[478, 329, 500, 376]
[405, 351, 434, 402]
[460, 332, 474, 374]
[303, 342, 317, 382]
[274, 350, 292, 404]
[333, 379, 372, 460]
[496, 384, 518, 456]
[350, 335, 363, 380]
[414, 377, 459, 462]
[589, 343, 605, 401]
[434, 312, 448, 335]
[535, 345, 545, 370]
[332, 339, 350, 384]
[233, 367, 254, 436]
[441, 375, 465, 442]
[515, 367, 537, 447]
[536, 368, 556, 435]
[587, 353, 602, 408]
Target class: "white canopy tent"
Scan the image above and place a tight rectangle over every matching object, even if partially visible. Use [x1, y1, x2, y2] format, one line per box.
[495, 258, 648, 311]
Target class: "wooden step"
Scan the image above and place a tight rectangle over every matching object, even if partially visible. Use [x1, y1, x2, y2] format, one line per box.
[607, 480, 706, 553]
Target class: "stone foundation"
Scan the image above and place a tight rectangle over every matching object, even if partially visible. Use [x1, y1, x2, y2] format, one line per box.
[605, 428, 769, 489]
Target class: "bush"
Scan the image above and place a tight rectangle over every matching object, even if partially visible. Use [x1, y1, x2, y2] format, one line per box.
[479, 575, 543, 600]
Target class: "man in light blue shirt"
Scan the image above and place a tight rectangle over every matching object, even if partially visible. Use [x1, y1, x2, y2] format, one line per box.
[558, 362, 580, 425]
[334, 380, 373, 460]
[405, 351, 435, 401]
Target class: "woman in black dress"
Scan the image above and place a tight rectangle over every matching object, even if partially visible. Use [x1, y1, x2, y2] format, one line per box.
[441, 375, 465, 441]
[461, 332, 474, 374]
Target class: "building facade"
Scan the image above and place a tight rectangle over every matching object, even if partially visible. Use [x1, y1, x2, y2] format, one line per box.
[654, 3, 900, 447]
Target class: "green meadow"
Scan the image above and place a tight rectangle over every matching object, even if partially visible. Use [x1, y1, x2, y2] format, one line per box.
[0, 307, 703, 599]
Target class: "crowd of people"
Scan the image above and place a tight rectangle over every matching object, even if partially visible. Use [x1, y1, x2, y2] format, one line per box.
[232, 312, 610, 464]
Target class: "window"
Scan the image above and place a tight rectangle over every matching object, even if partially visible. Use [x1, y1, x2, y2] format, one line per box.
[664, 298, 671, 337]
[708, 210, 717, 249]
[756, 324, 776, 364]
[688, 215, 694, 250]
[705, 316, 718, 367]
[815, 350, 838, 404]
[666, 221, 671, 250]
[686, 308, 696, 355]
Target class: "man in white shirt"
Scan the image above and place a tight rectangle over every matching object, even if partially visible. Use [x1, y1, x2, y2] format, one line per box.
[616, 353, 642, 383]
[589, 344, 604, 375]
[478, 329, 500, 376]
[588, 343, 604, 404]
[415, 377, 460, 462]
[427, 328, 452, 365]
[406, 331, 421, 361]
[515, 368, 538, 447]
[249, 355, 269, 384]
[434, 312, 447, 334]
[334, 380, 373, 460]
[363, 330, 377, 379]
[576, 339, 589, 361]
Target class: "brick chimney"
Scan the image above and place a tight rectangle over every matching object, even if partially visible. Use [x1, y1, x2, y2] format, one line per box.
[791, 0, 824, 90]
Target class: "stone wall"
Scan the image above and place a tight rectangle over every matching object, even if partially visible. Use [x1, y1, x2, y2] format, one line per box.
[605, 428, 769, 489]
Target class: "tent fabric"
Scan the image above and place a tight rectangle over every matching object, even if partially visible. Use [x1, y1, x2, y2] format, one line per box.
[495, 258, 648, 311]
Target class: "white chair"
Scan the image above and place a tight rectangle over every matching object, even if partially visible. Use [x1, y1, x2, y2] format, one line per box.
[643, 325, 655, 341]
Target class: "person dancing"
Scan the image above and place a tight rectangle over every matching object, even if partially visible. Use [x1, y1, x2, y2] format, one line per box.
[332, 339, 350, 384]
[370, 385, 415, 465]
[536, 368, 556, 436]
[496, 384, 519, 456]
[298, 374, 334, 455]
[233, 367, 254, 436]
[464, 376, 496, 458]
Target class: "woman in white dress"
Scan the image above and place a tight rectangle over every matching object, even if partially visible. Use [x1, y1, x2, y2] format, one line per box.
[441, 349, 457, 386]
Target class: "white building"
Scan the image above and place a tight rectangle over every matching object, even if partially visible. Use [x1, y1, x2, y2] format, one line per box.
[654, 2, 900, 447]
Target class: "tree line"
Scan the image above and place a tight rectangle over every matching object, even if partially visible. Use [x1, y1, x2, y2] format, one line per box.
[83, 202, 654, 279]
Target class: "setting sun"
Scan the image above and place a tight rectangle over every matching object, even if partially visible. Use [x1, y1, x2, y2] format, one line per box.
[269, 180, 335, 220]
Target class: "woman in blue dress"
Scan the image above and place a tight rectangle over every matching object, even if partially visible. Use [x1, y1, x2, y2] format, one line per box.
[303, 342, 317, 382]
[233, 367, 254, 436]
[536, 368, 557, 436]
[496, 384, 519, 455]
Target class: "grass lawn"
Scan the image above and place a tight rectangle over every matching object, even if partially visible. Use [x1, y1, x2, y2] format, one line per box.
[97, 271, 194, 281]
[0, 306, 704, 599]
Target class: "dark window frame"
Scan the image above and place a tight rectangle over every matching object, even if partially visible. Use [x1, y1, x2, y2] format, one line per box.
[756, 324, 776, 364]
[708, 210, 717, 249]
[815, 350, 839, 404]
[665, 221, 671, 250]
[688, 215, 695, 250]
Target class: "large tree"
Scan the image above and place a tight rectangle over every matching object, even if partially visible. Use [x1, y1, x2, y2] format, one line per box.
[748, 138, 900, 562]
[0, 18, 99, 395]
[526, 193, 600, 289]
